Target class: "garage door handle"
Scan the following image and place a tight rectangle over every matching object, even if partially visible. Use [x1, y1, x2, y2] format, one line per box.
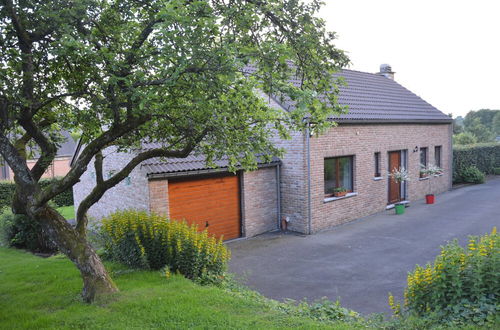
[205, 221, 209, 227]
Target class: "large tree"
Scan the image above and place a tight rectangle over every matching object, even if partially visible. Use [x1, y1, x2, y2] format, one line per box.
[0, 0, 348, 302]
[463, 109, 500, 142]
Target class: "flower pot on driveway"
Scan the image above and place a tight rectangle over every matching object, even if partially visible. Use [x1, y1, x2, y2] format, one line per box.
[426, 194, 435, 204]
[395, 203, 405, 215]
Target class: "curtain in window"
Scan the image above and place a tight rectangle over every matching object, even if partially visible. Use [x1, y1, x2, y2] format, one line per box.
[324, 158, 336, 194]
[340, 157, 352, 191]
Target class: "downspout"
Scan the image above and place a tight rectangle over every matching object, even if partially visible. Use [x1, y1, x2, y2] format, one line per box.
[449, 123, 453, 190]
[306, 124, 312, 235]
[276, 163, 281, 230]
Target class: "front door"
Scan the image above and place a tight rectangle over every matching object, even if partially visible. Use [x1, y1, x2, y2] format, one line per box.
[388, 151, 401, 204]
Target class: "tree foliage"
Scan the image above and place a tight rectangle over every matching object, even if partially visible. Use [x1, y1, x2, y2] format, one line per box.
[461, 109, 499, 143]
[453, 132, 477, 145]
[0, 0, 349, 301]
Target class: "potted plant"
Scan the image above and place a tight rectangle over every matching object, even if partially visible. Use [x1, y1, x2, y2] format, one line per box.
[424, 164, 443, 204]
[333, 187, 348, 197]
[419, 163, 428, 178]
[389, 167, 410, 215]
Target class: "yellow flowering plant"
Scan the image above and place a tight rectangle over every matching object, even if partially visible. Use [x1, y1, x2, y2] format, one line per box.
[100, 210, 230, 283]
[391, 228, 499, 325]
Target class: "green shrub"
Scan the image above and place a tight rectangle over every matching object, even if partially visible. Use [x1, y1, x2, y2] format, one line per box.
[100, 210, 230, 283]
[453, 132, 477, 145]
[0, 178, 73, 209]
[390, 228, 499, 325]
[495, 167, 500, 175]
[0, 208, 58, 253]
[458, 166, 485, 184]
[453, 143, 500, 182]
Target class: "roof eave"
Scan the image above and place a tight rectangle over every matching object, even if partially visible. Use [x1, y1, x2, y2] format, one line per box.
[146, 161, 281, 180]
[330, 118, 453, 125]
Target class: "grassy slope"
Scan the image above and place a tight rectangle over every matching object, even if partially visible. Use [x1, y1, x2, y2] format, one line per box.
[0, 248, 351, 329]
[56, 205, 74, 220]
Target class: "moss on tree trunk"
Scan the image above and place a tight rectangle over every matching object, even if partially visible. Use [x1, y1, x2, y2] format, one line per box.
[36, 206, 118, 302]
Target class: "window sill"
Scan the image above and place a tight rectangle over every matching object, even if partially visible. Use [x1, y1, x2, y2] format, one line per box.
[418, 177, 430, 181]
[324, 192, 358, 203]
[373, 176, 383, 181]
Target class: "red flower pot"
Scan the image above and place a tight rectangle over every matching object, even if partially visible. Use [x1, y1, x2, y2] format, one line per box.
[426, 194, 435, 204]
[334, 191, 348, 197]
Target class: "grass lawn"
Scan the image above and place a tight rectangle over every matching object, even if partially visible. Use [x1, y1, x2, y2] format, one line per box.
[0, 248, 352, 329]
[56, 205, 74, 220]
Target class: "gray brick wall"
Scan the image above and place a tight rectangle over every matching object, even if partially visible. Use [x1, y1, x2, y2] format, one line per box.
[259, 90, 309, 234]
[271, 130, 308, 233]
[72, 147, 150, 221]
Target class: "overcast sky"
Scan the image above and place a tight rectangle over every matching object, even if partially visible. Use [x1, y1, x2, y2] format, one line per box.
[319, 0, 500, 117]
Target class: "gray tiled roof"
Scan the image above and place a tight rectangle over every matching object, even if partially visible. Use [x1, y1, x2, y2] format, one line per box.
[32, 131, 77, 159]
[141, 144, 279, 176]
[244, 65, 451, 123]
[332, 69, 451, 123]
[141, 66, 450, 176]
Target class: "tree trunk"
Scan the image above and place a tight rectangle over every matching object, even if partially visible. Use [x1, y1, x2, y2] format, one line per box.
[35, 206, 118, 302]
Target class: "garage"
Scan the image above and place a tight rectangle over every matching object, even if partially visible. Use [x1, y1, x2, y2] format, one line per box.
[168, 174, 241, 240]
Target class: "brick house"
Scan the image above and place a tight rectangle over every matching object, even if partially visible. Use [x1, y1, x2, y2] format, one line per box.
[73, 64, 452, 239]
[1, 131, 76, 181]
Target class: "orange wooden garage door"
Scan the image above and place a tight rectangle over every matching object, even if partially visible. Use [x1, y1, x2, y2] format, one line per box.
[168, 175, 241, 240]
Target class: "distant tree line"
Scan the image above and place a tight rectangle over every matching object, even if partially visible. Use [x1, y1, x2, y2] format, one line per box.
[452, 109, 500, 145]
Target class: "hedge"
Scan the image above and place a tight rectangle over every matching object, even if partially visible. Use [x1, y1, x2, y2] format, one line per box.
[453, 143, 500, 182]
[0, 178, 73, 209]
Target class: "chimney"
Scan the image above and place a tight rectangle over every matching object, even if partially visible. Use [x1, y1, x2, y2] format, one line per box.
[378, 64, 395, 80]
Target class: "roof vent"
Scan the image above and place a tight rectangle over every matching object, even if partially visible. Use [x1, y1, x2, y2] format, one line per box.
[378, 64, 395, 80]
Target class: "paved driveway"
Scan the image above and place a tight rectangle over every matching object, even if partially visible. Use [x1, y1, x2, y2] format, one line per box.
[228, 177, 500, 315]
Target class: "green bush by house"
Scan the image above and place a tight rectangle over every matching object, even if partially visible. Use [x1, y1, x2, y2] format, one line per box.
[390, 228, 499, 325]
[100, 210, 230, 283]
[455, 166, 486, 184]
[453, 143, 500, 183]
[0, 208, 58, 253]
[0, 177, 74, 209]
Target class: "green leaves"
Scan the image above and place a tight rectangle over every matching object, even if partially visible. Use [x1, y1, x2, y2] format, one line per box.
[1, 0, 349, 176]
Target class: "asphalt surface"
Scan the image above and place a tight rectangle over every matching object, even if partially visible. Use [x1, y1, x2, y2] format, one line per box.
[228, 177, 500, 315]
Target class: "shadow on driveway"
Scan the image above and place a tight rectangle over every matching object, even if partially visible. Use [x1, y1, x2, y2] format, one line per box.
[228, 177, 500, 315]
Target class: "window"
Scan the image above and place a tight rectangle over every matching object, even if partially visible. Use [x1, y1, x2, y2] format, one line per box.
[324, 156, 354, 195]
[434, 146, 442, 167]
[374, 152, 381, 177]
[420, 147, 428, 167]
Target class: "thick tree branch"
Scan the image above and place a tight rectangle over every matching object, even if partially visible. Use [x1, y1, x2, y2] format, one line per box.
[18, 118, 57, 181]
[1, 0, 31, 50]
[75, 125, 211, 236]
[0, 132, 34, 193]
[36, 114, 151, 207]
[94, 151, 104, 185]
[125, 18, 162, 67]
[2, 0, 35, 111]
[75, 145, 195, 236]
